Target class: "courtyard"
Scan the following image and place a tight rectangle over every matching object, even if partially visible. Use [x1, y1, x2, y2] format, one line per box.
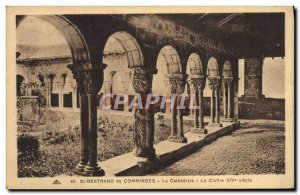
[152, 119, 285, 175]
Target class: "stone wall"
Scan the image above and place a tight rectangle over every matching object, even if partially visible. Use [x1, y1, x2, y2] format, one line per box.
[238, 98, 285, 120]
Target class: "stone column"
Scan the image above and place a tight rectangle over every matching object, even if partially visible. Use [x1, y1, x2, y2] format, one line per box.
[223, 81, 228, 118]
[131, 67, 156, 158]
[210, 87, 215, 123]
[164, 74, 187, 143]
[215, 86, 221, 123]
[59, 88, 63, 108]
[83, 67, 105, 176]
[190, 76, 207, 134]
[59, 77, 65, 108]
[199, 88, 205, 129]
[176, 84, 187, 143]
[193, 88, 199, 127]
[75, 93, 89, 173]
[227, 81, 231, 118]
[84, 92, 102, 175]
[67, 65, 90, 175]
[170, 96, 177, 138]
[208, 76, 222, 127]
[71, 82, 77, 109]
[44, 77, 52, 107]
[121, 80, 130, 112]
[186, 83, 194, 117]
[68, 63, 106, 176]
[222, 78, 233, 122]
[165, 95, 171, 114]
[164, 78, 177, 139]
[73, 87, 78, 109]
[103, 81, 112, 109]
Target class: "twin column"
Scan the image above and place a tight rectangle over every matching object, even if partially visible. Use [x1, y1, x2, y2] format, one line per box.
[222, 78, 233, 122]
[207, 76, 223, 127]
[164, 74, 187, 143]
[190, 75, 207, 134]
[68, 64, 106, 176]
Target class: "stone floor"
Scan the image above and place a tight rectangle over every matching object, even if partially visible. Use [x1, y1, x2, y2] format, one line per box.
[151, 119, 285, 176]
[100, 121, 239, 176]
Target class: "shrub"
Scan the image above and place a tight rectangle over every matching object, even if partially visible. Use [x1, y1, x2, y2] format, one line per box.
[41, 126, 80, 145]
[18, 134, 42, 177]
[17, 134, 40, 157]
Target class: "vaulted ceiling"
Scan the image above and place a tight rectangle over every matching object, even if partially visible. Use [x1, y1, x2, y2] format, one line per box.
[162, 13, 285, 58]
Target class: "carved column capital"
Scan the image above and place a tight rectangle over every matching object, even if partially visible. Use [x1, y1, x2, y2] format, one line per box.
[132, 67, 152, 95]
[67, 64, 87, 94]
[44, 76, 52, 85]
[189, 75, 206, 91]
[164, 74, 186, 94]
[67, 63, 106, 95]
[70, 81, 77, 89]
[207, 76, 222, 90]
[85, 67, 105, 95]
[223, 77, 233, 86]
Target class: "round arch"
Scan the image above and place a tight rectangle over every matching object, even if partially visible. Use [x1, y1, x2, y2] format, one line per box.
[17, 15, 90, 67]
[152, 45, 182, 95]
[103, 31, 144, 68]
[207, 57, 220, 77]
[102, 31, 143, 97]
[186, 53, 204, 76]
[157, 45, 182, 74]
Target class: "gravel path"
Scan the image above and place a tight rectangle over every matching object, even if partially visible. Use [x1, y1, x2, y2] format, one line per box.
[152, 119, 285, 176]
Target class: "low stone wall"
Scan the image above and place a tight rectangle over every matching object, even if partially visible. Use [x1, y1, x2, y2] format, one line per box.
[238, 98, 285, 120]
[100, 121, 240, 176]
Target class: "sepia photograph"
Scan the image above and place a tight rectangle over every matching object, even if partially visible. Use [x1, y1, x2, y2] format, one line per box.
[6, 6, 294, 190]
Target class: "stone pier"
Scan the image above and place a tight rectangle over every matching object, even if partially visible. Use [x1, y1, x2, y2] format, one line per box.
[241, 57, 265, 101]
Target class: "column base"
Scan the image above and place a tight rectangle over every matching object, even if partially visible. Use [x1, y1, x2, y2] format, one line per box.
[73, 162, 86, 175]
[208, 123, 223, 127]
[133, 147, 156, 159]
[222, 117, 234, 122]
[190, 127, 208, 134]
[83, 165, 105, 176]
[168, 135, 188, 143]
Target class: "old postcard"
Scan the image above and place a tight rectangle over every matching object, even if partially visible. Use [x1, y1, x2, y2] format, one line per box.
[6, 6, 294, 190]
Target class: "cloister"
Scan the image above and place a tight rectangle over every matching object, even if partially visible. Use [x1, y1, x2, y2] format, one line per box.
[16, 13, 285, 176]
